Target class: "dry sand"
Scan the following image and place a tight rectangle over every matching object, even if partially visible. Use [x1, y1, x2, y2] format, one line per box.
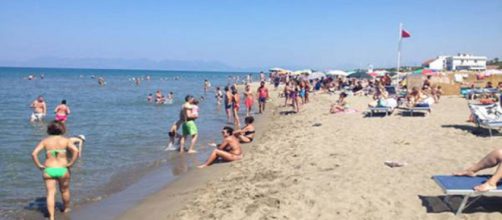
[120, 85, 502, 220]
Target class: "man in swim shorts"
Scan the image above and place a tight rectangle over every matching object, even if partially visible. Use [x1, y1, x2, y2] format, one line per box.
[224, 86, 233, 123]
[179, 95, 198, 153]
[30, 96, 47, 122]
[257, 81, 269, 114]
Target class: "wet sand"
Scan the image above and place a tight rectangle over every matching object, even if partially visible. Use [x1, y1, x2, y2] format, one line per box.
[120, 85, 502, 219]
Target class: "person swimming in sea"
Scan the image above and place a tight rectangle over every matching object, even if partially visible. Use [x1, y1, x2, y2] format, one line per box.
[54, 100, 70, 123]
[215, 87, 223, 105]
[147, 93, 153, 102]
[31, 121, 79, 220]
[198, 126, 243, 168]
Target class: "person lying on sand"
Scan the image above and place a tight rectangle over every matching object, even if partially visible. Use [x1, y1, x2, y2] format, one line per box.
[454, 149, 502, 192]
[233, 116, 255, 143]
[198, 126, 242, 168]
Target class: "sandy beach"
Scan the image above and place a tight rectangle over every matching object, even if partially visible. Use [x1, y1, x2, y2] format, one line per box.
[118, 84, 502, 220]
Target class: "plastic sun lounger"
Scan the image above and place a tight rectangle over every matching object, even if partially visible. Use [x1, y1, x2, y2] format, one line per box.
[432, 175, 502, 215]
[368, 106, 393, 117]
[407, 106, 431, 116]
[469, 103, 502, 137]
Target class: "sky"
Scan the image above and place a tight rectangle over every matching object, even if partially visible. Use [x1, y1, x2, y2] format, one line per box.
[0, 0, 501, 71]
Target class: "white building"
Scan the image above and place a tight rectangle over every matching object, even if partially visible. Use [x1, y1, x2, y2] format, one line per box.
[423, 56, 447, 70]
[446, 53, 487, 71]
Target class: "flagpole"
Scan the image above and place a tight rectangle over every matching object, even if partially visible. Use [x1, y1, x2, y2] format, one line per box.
[397, 23, 402, 73]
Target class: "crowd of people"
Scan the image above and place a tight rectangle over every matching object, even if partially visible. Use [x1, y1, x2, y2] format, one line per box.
[30, 70, 502, 220]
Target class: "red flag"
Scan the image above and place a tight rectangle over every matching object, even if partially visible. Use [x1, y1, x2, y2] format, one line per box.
[401, 29, 411, 38]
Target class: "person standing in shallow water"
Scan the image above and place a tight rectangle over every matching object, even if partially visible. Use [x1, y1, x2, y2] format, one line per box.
[224, 86, 233, 123]
[179, 95, 198, 153]
[243, 84, 254, 116]
[31, 121, 79, 220]
[30, 96, 47, 122]
[54, 100, 70, 123]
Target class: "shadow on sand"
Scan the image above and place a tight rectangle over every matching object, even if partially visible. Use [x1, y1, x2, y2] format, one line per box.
[279, 110, 297, 115]
[418, 195, 502, 214]
[441, 124, 498, 137]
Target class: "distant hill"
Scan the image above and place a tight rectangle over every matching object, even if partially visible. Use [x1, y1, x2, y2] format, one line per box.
[0, 57, 249, 72]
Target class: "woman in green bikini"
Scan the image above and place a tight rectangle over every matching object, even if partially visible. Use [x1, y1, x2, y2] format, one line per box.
[31, 121, 79, 220]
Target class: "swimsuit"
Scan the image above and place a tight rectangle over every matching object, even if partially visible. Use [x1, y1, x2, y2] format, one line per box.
[245, 97, 253, 108]
[44, 149, 68, 179]
[55, 114, 67, 122]
[244, 130, 255, 142]
[182, 120, 198, 136]
[31, 112, 45, 121]
[44, 167, 68, 179]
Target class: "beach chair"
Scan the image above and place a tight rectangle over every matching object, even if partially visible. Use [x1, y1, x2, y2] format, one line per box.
[469, 104, 502, 137]
[405, 106, 431, 116]
[368, 106, 393, 117]
[432, 175, 502, 215]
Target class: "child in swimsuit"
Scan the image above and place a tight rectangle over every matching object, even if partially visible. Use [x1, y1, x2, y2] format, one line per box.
[192, 99, 199, 119]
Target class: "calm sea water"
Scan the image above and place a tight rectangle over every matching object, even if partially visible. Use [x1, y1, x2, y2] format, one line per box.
[0, 67, 252, 218]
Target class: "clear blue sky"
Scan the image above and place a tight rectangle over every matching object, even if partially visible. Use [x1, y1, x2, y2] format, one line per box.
[1, 0, 501, 70]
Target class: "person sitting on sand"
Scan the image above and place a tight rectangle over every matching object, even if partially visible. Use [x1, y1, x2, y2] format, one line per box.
[198, 126, 242, 168]
[454, 149, 502, 192]
[330, 92, 349, 114]
[233, 116, 255, 143]
[31, 121, 79, 220]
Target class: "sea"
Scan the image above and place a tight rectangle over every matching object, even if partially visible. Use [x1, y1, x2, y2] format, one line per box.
[0, 67, 253, 219]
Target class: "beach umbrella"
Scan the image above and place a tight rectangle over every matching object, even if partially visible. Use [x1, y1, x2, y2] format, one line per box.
[308, 71, 326, 80]
[292, 69, 312, 75]
[413, 68, 436, 76]
[348, 70, 373, 79]
[368, 72, 379, 77]
[326, 70, 348, 76]
[270, 67, 285, 72]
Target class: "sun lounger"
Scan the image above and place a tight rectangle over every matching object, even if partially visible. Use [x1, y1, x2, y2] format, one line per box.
[432, 175, 502, 215]
[405, 106, 431, 116]
[469, 103, 502, 137]
[368, 106, 393, 117]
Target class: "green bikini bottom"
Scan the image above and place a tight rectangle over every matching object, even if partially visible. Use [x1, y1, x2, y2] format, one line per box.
[44, 167, 68, 179]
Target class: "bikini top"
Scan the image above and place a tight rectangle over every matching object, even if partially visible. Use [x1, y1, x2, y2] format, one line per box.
[47, 149, 66, 157]
[244, 130, 255, 136]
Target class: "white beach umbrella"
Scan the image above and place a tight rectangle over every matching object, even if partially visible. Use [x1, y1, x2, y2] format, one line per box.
[326, 70, 348, 76]
[308, 71, 326, 80]
[484, 69, 502, 75]
[270, 67, 286, 72]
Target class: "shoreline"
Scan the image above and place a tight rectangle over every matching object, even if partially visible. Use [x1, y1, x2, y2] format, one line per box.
[120, 89, 502, 219]
[118, 83, 274, 219]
